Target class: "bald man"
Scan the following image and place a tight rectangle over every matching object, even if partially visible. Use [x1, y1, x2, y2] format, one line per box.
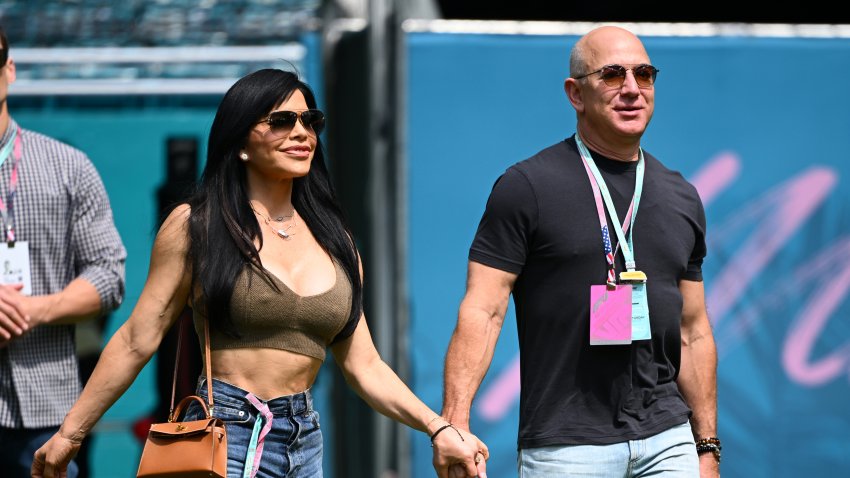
[440, 26, 719, 477]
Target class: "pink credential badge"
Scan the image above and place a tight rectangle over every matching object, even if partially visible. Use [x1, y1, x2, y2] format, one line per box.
[589, 284, 632, 345]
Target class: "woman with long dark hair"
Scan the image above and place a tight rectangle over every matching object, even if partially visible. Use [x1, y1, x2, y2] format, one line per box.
[32, 70, 487, 478]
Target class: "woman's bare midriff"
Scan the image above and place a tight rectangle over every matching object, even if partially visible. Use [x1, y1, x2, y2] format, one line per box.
[207, 347, 323, 400]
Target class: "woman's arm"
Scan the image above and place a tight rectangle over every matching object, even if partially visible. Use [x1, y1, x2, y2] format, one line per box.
[32, 205, 195, 478]
[330, 317, 488, 478]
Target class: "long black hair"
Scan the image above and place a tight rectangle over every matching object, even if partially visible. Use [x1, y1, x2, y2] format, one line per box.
[188, 69, 362, 340]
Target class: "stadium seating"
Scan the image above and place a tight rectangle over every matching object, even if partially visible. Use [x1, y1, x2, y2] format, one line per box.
[0, 0, 320, 87]
[0, 0, 320, 47]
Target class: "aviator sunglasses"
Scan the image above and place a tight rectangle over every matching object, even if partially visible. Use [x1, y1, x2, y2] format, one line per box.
[573, 64, 659, 88]
[259, 109, 325, 135]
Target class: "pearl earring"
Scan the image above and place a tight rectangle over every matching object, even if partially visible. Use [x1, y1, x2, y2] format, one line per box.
[239, 153, 249, 161]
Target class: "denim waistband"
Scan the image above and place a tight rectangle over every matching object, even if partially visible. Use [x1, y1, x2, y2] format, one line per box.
[196, 377, 314, 416]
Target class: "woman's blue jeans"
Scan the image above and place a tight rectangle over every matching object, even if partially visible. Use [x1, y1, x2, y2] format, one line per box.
[184, 378, 323, 478]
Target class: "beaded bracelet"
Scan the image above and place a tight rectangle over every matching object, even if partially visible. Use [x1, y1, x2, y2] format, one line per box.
[695, 437, 721, 447]
[430, 423, 465, 447]
[695, 437, 722, 464]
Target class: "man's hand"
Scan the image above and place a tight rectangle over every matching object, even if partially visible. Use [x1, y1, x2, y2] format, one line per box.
[19, 293, 56, 327]
[448, 451, 487, 478]
[432, 423, 489, 478]
[0, 283, 30, 344]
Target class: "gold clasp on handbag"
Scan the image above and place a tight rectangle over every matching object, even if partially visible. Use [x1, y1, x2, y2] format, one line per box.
[175, 424, 186, 432]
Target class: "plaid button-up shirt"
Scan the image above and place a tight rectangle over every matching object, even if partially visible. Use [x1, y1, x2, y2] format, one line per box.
[0, 119, 126, 428]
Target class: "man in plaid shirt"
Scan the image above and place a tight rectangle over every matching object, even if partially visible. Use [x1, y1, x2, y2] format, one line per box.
[0, 25, 126, 477]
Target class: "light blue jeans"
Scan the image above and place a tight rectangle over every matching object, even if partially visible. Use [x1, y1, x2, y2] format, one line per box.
[518, 421, 699, 477]
[184, 378, 323, 478]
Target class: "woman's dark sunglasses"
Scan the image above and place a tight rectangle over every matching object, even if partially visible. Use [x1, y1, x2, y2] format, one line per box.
[574, 64, 659, 88]
[259, 109, 325, 135]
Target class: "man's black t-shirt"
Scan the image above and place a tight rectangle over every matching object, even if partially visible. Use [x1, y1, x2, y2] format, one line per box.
[469, 136, 707, 449]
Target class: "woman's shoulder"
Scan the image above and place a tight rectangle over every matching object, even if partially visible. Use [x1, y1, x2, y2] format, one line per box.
[162, 203, 192, 228]
[154, 203, 193, 251]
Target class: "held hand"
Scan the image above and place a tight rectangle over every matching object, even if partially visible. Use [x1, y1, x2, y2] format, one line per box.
[448, 451, 487, 478]
[0, 283, 30, 342]
[431, 424, 489, 478]
[31, 431, 82, 478]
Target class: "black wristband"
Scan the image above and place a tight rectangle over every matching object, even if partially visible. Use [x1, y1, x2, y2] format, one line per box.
[430, 423, 465, 448]
[430, 424, 454, 447]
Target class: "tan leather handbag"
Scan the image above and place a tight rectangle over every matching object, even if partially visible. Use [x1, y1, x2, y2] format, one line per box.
[137, 317, 227, 478]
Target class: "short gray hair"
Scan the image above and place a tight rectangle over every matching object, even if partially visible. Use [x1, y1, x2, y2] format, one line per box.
[569, 41, 587, 78]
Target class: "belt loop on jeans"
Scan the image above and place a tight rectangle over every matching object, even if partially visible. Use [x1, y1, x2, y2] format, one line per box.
[288, 390, 310, 416]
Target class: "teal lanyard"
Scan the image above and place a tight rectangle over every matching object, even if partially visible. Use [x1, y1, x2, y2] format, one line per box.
[242, 415, 264, 478]
[575, 134, 645, 272]
[0, 127, 22, 244]
[242, 393, 273, 478]
[0, 127, 16, 169]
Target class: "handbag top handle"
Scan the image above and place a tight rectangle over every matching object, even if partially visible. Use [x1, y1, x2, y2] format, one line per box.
[168, 315, 214, 422]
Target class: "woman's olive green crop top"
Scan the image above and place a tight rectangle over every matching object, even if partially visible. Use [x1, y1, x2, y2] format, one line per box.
[193, 260, 353, 361]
